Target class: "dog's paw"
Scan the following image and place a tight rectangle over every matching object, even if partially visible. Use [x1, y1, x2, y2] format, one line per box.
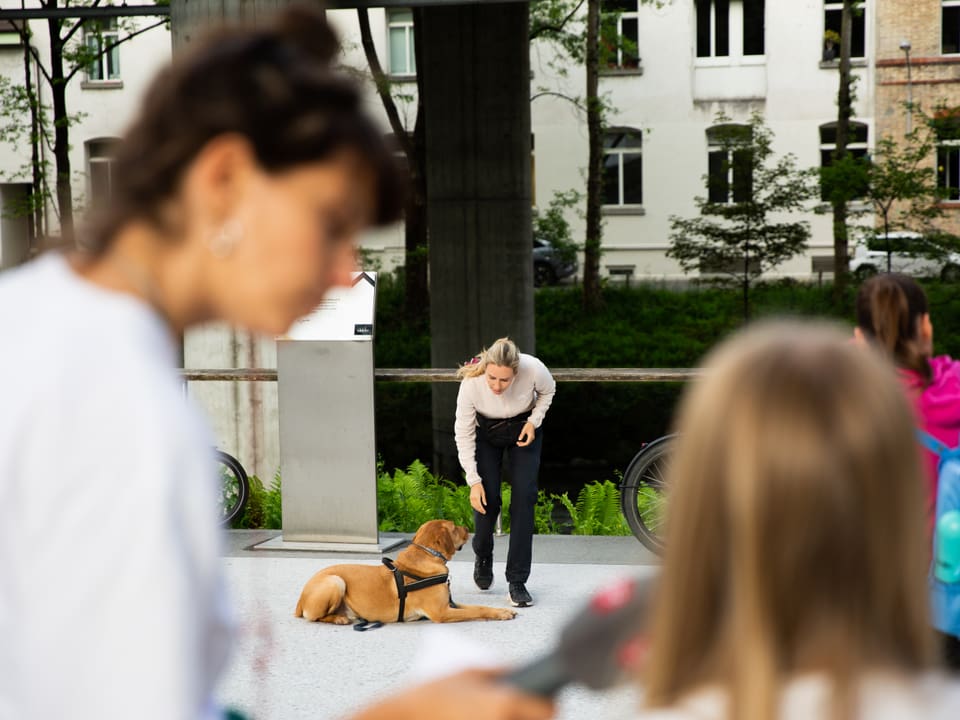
[495, 608, 518, 620]
[331, 616, 352, 625]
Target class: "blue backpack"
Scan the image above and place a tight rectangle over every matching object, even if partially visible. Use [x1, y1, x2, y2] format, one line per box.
[917, 430, 960, 637]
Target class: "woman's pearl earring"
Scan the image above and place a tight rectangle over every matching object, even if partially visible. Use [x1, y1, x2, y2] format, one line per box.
[209, 218, 244, 259]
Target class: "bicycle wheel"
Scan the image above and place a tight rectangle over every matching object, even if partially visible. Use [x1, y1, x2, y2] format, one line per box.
[216, 450, 249, 527]
[620, 434, 674, 554]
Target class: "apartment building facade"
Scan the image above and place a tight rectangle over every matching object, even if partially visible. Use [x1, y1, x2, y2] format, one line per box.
[333, 0, 878, 280]
[875, 0, 960, 236]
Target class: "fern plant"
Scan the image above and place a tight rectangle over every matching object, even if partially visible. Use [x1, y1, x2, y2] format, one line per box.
[554, 480, 630, 536]
[233, 472, 282, 530]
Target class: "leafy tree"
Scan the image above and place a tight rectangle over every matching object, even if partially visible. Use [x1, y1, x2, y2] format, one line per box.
[859, 127, 945, 272]
[531, 0, 651, 310]
[533, 188, 583, 267]
[1, 3, 167, 245]
[668, 114, 817, 321]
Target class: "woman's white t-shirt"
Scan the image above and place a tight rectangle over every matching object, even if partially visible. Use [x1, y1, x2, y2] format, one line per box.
[0, 254, 231, 719]
[638, 672, 960, 720]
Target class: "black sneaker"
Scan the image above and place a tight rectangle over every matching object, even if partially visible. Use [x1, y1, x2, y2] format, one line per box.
[508, 582, 533, 607]
[474, 556, 493, 590]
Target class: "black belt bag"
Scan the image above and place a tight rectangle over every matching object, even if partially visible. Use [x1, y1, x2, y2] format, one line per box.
[477, 411, 532, 448]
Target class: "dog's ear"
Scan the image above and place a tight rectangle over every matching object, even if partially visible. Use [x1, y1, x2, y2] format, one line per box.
[436, 521, 457, 559]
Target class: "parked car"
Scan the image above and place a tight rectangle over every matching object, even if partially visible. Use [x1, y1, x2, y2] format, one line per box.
[849, 231, 960, 282]
[533, 238, 578, 287]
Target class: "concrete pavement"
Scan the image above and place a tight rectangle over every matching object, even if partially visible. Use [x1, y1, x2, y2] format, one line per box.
[216, 531, 659, 720]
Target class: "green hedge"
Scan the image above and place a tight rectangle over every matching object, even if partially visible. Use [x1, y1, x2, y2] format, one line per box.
[373, 275, 960, 492]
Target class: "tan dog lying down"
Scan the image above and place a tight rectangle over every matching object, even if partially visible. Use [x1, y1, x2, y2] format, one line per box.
[295, 520, 516, 624]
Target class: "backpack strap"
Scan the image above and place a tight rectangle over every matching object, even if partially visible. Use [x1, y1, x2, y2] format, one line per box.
[917, 429, 951, 457]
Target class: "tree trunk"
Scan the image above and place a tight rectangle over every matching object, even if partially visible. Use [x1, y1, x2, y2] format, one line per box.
[831, 0, 854, 304]
[48, 18, 73, 244]
[583, 0, 603, 311]
[22, 35, 43, 242]
[357, 8, 429, 322]
[742, 252, 750, 322]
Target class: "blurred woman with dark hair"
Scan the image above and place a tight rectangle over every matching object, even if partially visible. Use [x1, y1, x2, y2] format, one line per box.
[0, 8, 406, 718]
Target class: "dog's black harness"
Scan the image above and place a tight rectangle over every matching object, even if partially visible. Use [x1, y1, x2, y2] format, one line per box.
[382, 542, 450, 623]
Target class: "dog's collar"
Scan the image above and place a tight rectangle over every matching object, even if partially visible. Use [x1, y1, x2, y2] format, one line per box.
[410, 542, 449, 564]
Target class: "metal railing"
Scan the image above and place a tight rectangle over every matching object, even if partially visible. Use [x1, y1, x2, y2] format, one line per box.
[180, 368, 698, 382]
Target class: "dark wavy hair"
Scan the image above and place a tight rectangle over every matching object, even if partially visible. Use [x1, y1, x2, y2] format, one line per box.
[855, 273, 932, 384]
[84, 6, 404, 253]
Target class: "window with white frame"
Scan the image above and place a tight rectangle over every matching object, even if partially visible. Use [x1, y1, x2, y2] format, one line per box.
[936, 114, 960, 201]
[87, 139, 120, 208]
[84, 18, 120, 82]
[706, 124, 752, 204]
[695, 0, 764, 59]
[601, 0, 640, 69]
[823, 2, 865, 61]
[602, 129, 642, 206]
[944, 1, 960, 54]
[819, 121, 869, 200]
[387, 9, 416, 76]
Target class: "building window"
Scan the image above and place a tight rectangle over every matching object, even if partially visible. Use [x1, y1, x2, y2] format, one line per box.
[823, 2, 865, 61]
[936, 113, 960, 201]
[387, 9, 416, 76]
[742, 0, 765, 56]
[84, 18, 120, 82]
[601, 0, 640, 69]
[944, 1, 960, 55]
[87, 139, 120, 208]
[707, 124, 752, 204]
[696, 0, 764, 58]
[819, 121, 869, 200]
[602, 129, 643, 206]
[0, 19, 26, 47]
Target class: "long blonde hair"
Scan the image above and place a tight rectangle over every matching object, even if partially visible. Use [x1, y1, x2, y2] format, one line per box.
[643, 322, 933, 720]
[456, 337, 521, 380]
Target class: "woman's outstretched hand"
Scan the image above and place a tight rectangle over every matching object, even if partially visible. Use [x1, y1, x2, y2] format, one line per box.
[471, 483, 488, 514]
[517, 422, 535, 447]
[347, 669, 555, 720]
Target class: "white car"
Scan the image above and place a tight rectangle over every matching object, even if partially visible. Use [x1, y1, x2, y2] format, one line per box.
[849, 232, 960, 282]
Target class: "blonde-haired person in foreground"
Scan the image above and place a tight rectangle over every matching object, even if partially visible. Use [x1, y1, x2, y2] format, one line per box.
[639, 322, 960, 720]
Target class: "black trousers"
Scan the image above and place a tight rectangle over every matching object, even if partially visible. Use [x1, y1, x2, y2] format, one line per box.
[471, 423, 543, 584]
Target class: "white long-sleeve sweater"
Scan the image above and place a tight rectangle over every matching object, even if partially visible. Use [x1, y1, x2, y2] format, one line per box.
[454, 353, 556, 486]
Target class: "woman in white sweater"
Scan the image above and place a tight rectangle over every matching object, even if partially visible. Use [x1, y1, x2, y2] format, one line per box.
[454, 337, 556, 607]
[638, 322, 960, 720]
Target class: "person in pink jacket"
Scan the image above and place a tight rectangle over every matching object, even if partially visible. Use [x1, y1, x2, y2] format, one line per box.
[854, 272, 960, 669]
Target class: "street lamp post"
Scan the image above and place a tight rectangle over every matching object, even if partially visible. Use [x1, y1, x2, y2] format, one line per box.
[900, 39, 913, 134]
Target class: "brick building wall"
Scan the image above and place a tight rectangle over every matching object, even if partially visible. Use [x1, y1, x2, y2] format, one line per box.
[876, 0, 960, 235]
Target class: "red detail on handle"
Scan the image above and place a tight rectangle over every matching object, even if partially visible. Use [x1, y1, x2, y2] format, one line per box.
[617, 635, 649, 670]
[590, 578, 635, 614]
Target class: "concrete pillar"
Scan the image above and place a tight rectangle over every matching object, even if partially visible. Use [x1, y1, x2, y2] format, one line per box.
[420, 3, 535, 478]
[170, 0, 295, 50]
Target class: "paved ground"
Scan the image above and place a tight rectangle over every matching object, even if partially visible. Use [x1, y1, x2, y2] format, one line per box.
[216, 531, 659, 720]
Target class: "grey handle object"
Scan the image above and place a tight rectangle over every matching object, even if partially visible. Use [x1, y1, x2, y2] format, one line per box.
[504, 575, 655, 697]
